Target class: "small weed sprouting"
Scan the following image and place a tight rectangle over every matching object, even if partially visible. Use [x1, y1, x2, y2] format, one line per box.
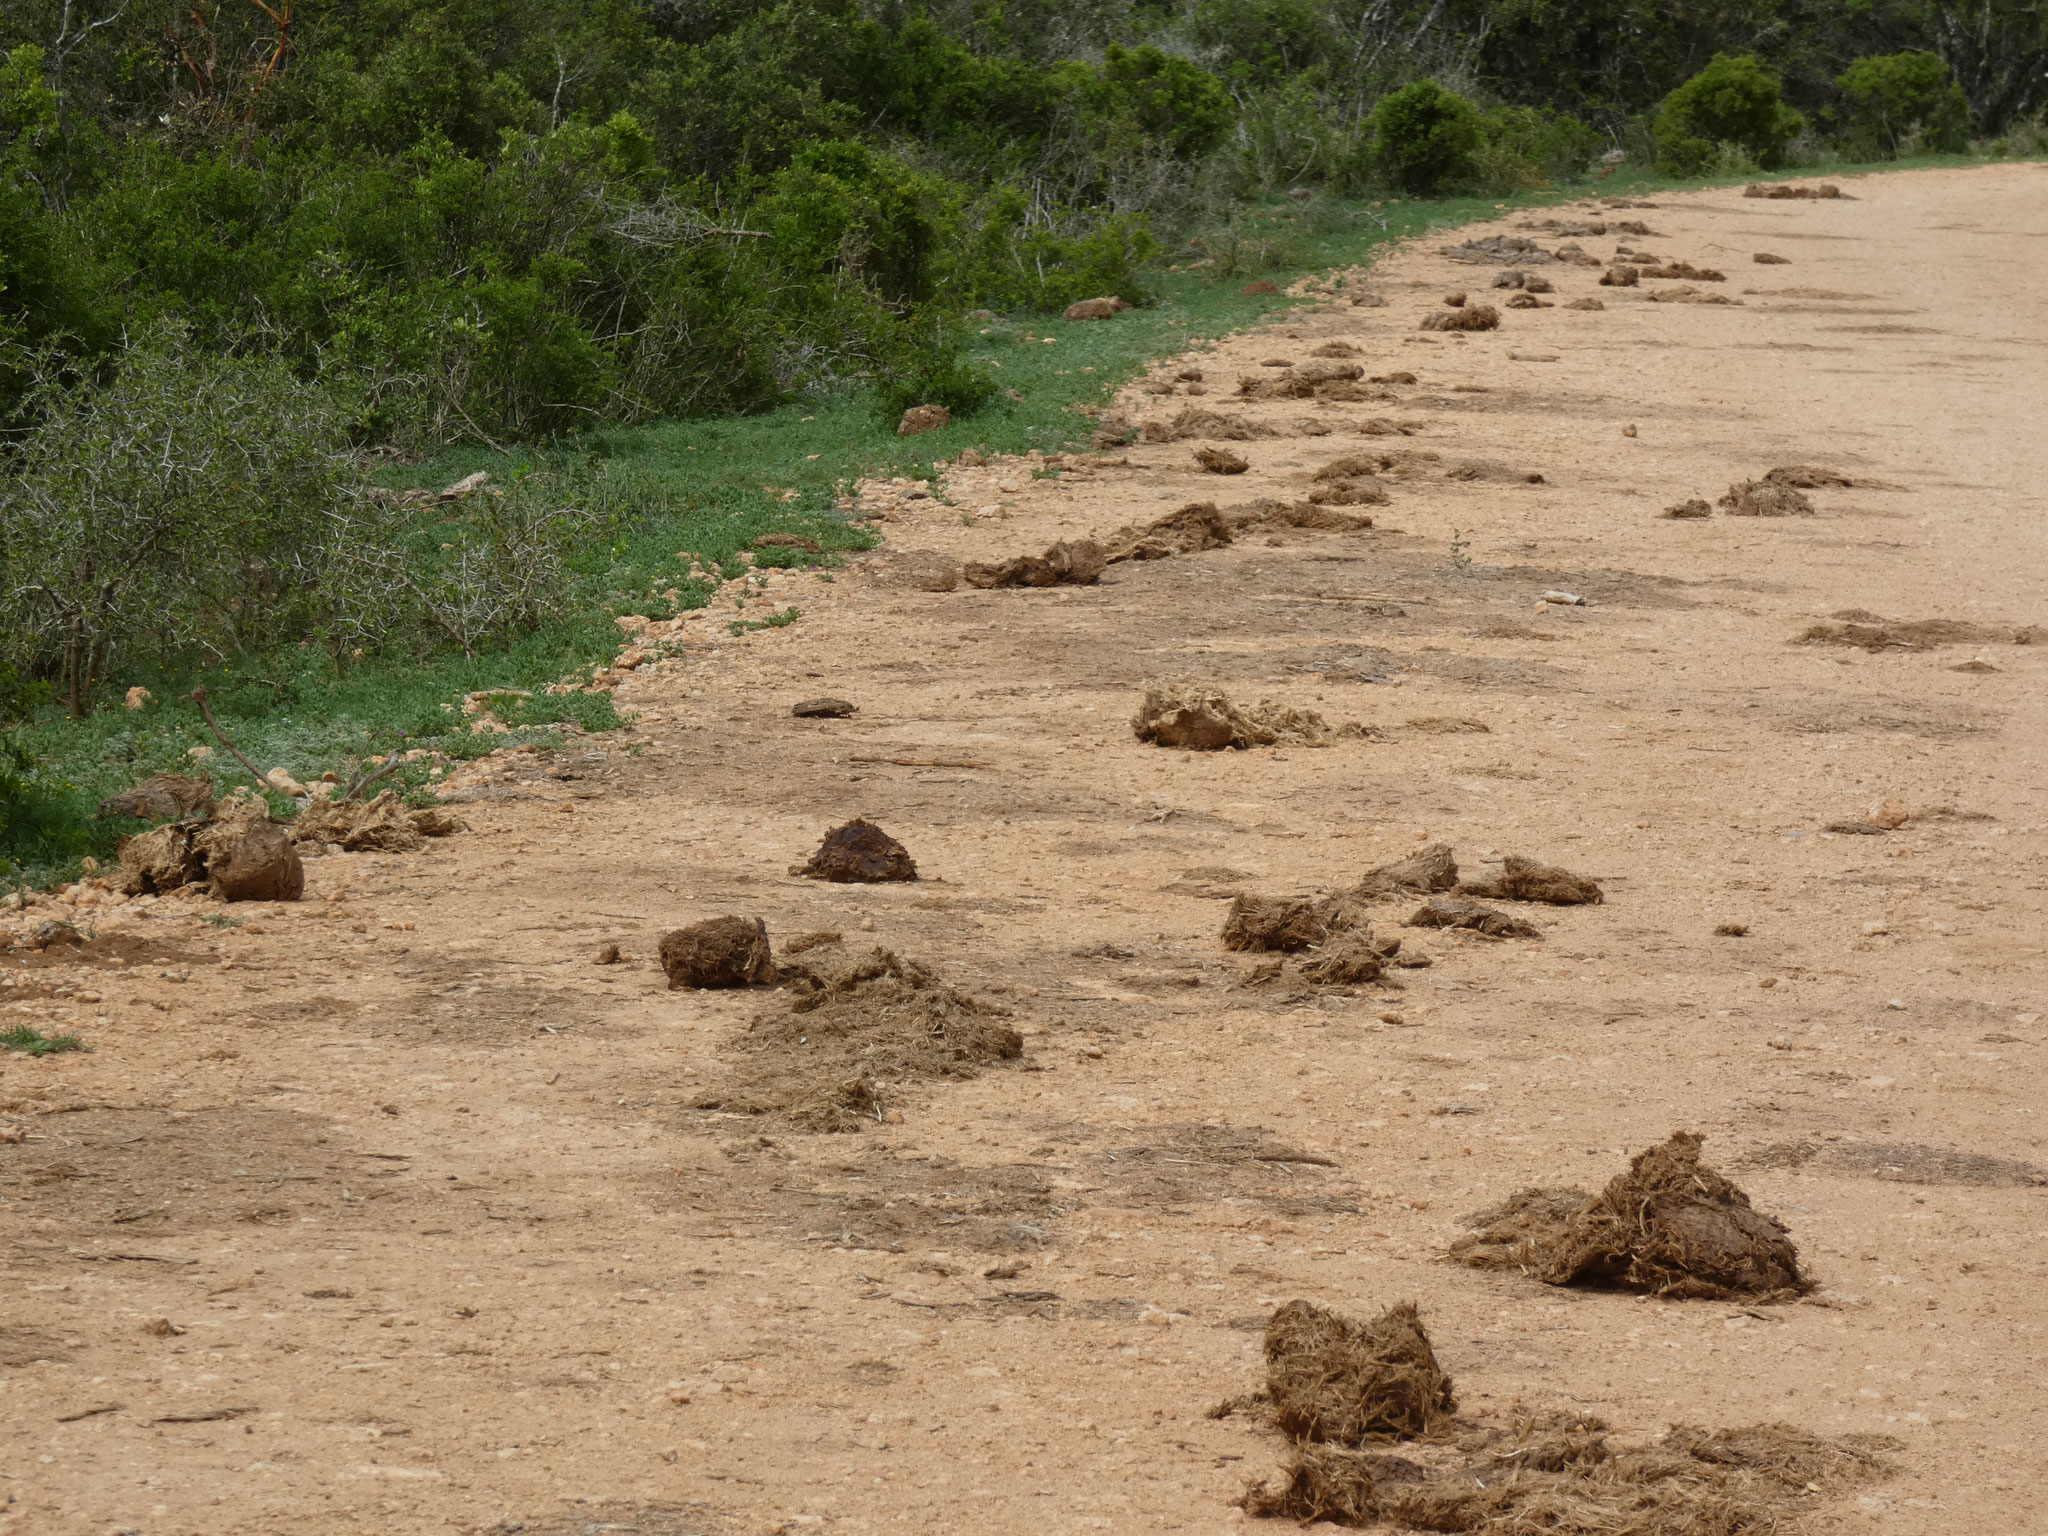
[728, 607, 803, 637]
[1, 1025, 86, 1057]
[1448, 529, 1473, 573]
[961, 512, 978, 527]
[198, 913, 246, 929]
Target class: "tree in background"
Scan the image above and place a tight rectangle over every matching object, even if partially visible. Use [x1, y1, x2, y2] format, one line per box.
[1653, 52, 1806, 174]
[1837, 50, 1972, 153]
[1927, 0, 2048, 132]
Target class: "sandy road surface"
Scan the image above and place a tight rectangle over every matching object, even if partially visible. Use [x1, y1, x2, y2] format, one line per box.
[5, 163, 2047, 1536]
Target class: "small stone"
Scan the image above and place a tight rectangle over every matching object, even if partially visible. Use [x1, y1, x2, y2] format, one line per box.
[1622, 424, 1637, 438]
[1540, 590, 1585, 606]
[594, 942, 621, 965]
[1886, 998, 1907, 1011]
[124, 686, 152, 710]
[266, 768, 307, 797]
[792, 698, 857, 719]
[1865, 796, 1910, 830]
[1861, 921, 1889, 936]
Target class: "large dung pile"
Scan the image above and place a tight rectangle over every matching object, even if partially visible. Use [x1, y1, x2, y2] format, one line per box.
[1221, 893, 1393, 984]
[660, 916, 776, 989]
[1450, 1132, 1809, 1300]
[1720, 479, 1814, 517]
[117, 794, 304, 902]
[1265, 1300, 1455, 1444]
[1103, 502, 1235, 563]
[1132, 680, 1333, 751]
[1230, 1293, 1889, 1531]
[795, 819, 919, 882]
[692, 943, 1022, 1131]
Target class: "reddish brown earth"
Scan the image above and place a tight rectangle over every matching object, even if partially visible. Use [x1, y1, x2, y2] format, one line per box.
[4, 163, 2047, 1536]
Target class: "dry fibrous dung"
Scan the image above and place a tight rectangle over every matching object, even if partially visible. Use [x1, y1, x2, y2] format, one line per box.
[692, 943, 1022, 1131]
[1796, 610, 2042, 652]
[1103, 502, 1234, 563]
[1450, 1131, 1809, 1300]
[291, 790, 463, 853]
[659, 915, 776, 989]
[1244, 1413, 1895, 1531]
[962, 539, 1107, 588]
[1422, 305, 1501, 332]
[1456, 855, 1604, 905]
[96, 773, 215, 821]
[1352, 843, 1459, 899]
[1406, 895, 1540, 939]
[1720, 480, 1814, 516]
[1131, 680, 1334, 751]
[1263, 1300, 1455, 1445]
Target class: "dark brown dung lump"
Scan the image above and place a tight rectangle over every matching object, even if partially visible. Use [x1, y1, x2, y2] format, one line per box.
[1540, 1131, 1807, 1298]
[1456, 854, 1603, 905]
[1720, 479, 1814, 516]
[796, 819, 919, 882]
[290, 790, 424, 852]
[190, 799, 305, 902]
[659, 916, 776, 989]
[1222, 896, 1329, 953]
[1450, 1133, 1808, 1301]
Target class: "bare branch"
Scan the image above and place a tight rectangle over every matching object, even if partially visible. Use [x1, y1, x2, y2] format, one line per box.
[189, 686, 275, 796]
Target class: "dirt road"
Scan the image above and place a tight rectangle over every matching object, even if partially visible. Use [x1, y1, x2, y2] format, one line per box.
[5, 163, 2046, 1536]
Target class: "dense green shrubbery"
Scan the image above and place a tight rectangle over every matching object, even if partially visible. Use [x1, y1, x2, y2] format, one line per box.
[1368, 80, 1485, 193]
[1838, 51, 1972, 155]
[0, 325, 357, 715]
[1653, 53, 1806, 175]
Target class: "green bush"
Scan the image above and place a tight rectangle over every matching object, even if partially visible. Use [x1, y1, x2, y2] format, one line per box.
[1654, 53, 1806, 176]
[1368, 80, 1484, 194]
[1837, 51, 1971, 155]
[1474, 106, 1604, 191]
[0, 735, 91, 880]
[874, 331, 999, 424]
[0, 325, 357, 716]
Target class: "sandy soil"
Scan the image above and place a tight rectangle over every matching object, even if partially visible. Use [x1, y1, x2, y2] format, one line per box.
[5, 163, 2047, 1536]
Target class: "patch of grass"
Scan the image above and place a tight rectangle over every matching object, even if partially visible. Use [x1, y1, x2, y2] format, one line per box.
[1, 1024, 86, 1057]
[728, 607, 804, 637]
